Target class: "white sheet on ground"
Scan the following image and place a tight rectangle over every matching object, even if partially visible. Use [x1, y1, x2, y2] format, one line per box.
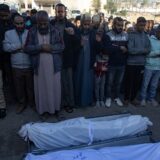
[25, 143, 160, 160]
[19, 115, 152, 150]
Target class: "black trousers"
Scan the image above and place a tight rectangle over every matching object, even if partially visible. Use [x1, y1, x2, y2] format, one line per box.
[12, 68, 35, 107]
[124, 65, 144, 101]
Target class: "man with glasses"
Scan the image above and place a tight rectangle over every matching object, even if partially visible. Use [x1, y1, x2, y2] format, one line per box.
[3, 15, 35, 114]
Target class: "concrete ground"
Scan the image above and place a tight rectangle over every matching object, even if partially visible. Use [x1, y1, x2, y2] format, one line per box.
[0, 102, 160, 160]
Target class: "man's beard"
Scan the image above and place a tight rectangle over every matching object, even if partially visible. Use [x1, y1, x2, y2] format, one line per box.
[16, 27, 24, 33]
[38, 27, 49, 35]
[83, 28, 90, 35]
[113, 28, 122, 34]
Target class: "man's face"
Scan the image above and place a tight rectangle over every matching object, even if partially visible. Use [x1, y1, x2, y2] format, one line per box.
[0, 11, 10, 21]
[55, 6, 66, 20]
[14, 16, 25, 32]
[83, 20, 91, 30]
[76, 20, 81, 28]
[136, 22, 146, 32]
[114, 21, 123, 33]
[92, 21, 100, 29]
[37, 19, 49, 35]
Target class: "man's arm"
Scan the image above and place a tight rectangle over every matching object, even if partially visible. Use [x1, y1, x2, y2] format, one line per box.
[3, 31, 21, 53]
[24, 30, 42, 55]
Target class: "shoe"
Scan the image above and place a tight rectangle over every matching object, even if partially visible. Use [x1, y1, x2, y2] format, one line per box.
[140, 99, 146, 107]
[147, 99, 159, 107]
[39, 112, 50, 121]
[55, 111, 66, 121]
[100, 101, 105, 107]
[0, 108, 6, 119]
[16, 104, 26, 114]
[95, 101, 100, 107]
[124, 100, 129, 106]
[105, 98, 111, 108]
[114, 98, 123, 107]
[64, 106, 73, 113]
[131, 99, 140, 106]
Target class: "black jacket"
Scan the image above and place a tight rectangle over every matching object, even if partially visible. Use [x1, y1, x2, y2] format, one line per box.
[51, 18, 80, 69]
[0, 20, 13, 69]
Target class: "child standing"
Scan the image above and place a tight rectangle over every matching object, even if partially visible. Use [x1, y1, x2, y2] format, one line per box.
[94, 53, 108, 107]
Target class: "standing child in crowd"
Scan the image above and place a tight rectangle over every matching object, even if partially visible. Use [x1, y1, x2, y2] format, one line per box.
[94, 32, 108, 107]
[140, 25, 160, 107]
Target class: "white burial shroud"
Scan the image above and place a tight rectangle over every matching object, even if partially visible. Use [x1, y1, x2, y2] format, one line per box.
[19, 115, 152, 150]
[25, 142, 160, 160]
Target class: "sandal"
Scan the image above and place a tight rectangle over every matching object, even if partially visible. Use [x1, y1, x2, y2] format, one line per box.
[64, 106, 73, 113]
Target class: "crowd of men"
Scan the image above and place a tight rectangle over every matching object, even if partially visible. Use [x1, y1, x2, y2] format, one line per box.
[0, 3, 160, 119]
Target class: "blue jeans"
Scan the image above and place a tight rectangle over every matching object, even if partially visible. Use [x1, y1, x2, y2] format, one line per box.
[106, 66, 125, 98]
[140, 69, 160, 101]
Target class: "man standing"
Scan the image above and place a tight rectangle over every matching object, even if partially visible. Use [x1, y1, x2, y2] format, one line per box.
[51, 3, 79, 112]
[3, 15, 35, 114]
[0, 4, 12, 118]
[140, 25, 160, 106]
[105, 17, 128, 107]
[25, 11, 64, 116]
[124, 17, 150, 105]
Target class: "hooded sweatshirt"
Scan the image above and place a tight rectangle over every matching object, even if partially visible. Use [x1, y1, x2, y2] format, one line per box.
[145, 35, 160, 70]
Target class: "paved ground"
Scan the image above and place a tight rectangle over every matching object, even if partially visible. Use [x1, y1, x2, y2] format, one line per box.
[1, 102, 160, 160]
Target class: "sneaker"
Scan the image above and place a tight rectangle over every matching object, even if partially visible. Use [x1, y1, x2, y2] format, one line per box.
[55, 111, 66, 121]
[147, 99, 159, 107]
[114, 98, 123, 107]
[95, 101, 100, 107]
[105, 98, 111, 108]
[16, 104, 26, 114]
[140, 99, 146, 107]
[100, 101, 105, 107]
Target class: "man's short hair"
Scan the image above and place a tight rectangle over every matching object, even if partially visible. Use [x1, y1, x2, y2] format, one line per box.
[0, 4, 9, 12]
[31, 9, 37, 15]
[55, 3, 66, 10]
[137, 17, 146, 24]
[108, 16, 113, 22]
[113, 17, 123, 25]
[92, 14, 101, 23]
[75, 15, 81, 21]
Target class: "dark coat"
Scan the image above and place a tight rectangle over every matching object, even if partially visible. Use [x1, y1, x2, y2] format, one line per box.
[51, 19, 80, 69]
[0, 19, 13, 69]
[24, 25, 64, 74]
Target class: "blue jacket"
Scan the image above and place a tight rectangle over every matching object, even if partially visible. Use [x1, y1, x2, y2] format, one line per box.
[145, 35, 160, 70]
[24, 25, 64, 74]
